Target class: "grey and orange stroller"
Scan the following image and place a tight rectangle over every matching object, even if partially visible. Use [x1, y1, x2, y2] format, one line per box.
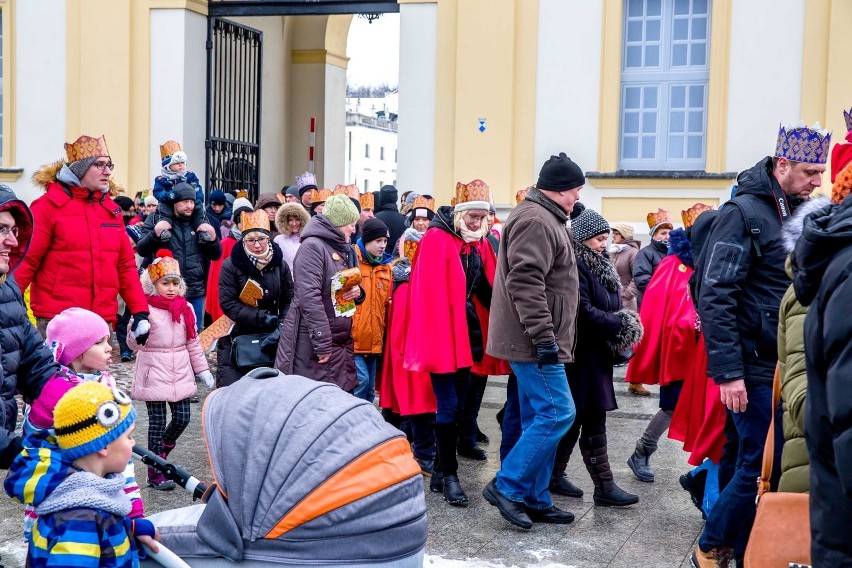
[144, 368, 428, 566]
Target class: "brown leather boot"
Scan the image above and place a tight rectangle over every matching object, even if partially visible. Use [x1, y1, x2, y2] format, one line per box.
[689, 546, 733, 567]
[627, 383, 651, 396]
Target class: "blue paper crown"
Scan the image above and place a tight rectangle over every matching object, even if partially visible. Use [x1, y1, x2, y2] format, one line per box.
[844, 107, 852, 133]
[774, 122, 831, 164]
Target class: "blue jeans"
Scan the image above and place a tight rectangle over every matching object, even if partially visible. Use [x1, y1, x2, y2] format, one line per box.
[187, 295, 204, 333]
[500, 373, 522, 461]
[496, 362, 575, 509]
[699, 381, 782, 556]
[354, 354, 379, 402]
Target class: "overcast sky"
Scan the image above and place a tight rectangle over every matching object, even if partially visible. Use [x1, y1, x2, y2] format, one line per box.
[346, 13, 400, 88]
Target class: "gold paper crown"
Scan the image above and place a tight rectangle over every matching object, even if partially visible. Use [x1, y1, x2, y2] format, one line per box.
[239, 209, 270, 233]
[333, 184, 360, 199]
[646, 209, 673, 230]
[359, 192, 374, 210]
[147, 256, 182, 284]
[681, 203, 714, 229]
[403, 239, 420, 264]
[159, 140, 182, 159]
[515, 188, 530, 205]
[235, 189, 249, 199]
[411, 195, 436, 212]
[452, 179, 492, 208]
[310, 188, 333, 205]
[64, 135, 110, 163]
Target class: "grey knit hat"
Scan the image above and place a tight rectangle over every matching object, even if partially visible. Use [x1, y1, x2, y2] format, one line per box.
[68, 157, 98, 181]
[572, 209, 610, 242]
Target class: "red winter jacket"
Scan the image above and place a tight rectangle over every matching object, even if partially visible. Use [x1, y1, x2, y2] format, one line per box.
[15, 165, 148, 324]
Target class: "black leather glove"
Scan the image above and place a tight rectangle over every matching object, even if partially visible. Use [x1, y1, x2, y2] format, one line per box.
[130, 312, 150, 346]
[260, 328, 280, 353]
[535, 339, 560, 368]
[261, 313, 278, 330]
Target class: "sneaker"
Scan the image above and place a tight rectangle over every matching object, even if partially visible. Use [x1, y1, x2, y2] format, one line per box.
[189, 396, 200, 404]
[147, 467, 176, 491]
[120, 351, 134, 363]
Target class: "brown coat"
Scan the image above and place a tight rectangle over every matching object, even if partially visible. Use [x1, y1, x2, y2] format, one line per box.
[486, 195, 579, 363]
[611, 239, 640, 312]
[275, 214, 357, 392]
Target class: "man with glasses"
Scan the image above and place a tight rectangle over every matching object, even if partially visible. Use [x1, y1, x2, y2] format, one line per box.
[14, 135, 151, 345]
[137, 182, 222, 334]
[0, 184, 59, 470]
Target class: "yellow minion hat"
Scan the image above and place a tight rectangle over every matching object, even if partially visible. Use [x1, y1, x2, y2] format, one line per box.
[54, 382, 136, 461]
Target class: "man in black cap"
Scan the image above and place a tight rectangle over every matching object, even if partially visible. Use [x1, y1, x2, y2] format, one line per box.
[483, 153, 583, 529]
[374, 185, 407, 254]
[137, 182, 222, 333]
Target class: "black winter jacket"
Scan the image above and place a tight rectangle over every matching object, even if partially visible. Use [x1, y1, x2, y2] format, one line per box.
[137, 204, 222, 298]
[0, 274, 58, 467]
[567, 241, 624, 412]
[632, 238, 668, 300]
[793, 198, 852, 566]
[216, 241, 293, 387]
[375, 202, 407, 255]
[697, 157, 798, 384]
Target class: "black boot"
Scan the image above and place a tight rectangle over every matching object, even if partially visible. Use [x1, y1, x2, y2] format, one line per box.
[429, 442, 443, 493]
[435, 422, 468, 506]
[627, 440, 656, 482]
[549, 462, 584, 498]
[580, 434, 639, 507]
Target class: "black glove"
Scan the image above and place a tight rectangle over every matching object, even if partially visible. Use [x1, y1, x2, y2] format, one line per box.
[260, 328, 281, 353]
[0, 435, 24, 469]
[261, 313, 278, 330]
[130, 312, 150, 346]
[535, 339, 560, 368]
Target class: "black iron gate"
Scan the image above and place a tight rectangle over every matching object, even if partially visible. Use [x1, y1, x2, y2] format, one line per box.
[205, 18, 263, 203]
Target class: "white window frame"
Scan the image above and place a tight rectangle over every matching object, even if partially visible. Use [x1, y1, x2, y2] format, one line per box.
[619, 0, 711, 171]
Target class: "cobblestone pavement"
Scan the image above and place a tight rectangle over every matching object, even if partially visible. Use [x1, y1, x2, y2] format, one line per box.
[1, 356, 706, 567]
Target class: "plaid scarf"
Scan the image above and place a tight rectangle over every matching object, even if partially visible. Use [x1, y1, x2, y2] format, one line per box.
[243, 242, 274, 271]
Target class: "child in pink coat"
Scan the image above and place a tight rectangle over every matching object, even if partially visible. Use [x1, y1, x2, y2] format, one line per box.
[129, 251, 214, 489]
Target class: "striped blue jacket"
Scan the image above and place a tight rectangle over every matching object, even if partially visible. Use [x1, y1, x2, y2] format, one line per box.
[30, 508, 140, 568]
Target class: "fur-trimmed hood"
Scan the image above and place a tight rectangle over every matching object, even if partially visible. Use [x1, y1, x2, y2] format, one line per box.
[782, 196, 830, 254]
[32, 159, 123, 197]
[275, 202, 310, 237]
[572, 239, 620, 293]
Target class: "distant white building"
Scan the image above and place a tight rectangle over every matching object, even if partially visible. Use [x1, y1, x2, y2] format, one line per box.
[344, 94, 398, 192]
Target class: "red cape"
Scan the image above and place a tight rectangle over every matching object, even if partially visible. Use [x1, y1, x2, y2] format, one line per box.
[205, 237, 237, 321]
[668, 334, 726, 465]
[626, 255, 698, 386]
[403, 228, 509, 376]
[378, 281, 437, 415]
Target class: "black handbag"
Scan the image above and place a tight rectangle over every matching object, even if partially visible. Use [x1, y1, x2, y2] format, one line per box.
[232, 333, 275, 370]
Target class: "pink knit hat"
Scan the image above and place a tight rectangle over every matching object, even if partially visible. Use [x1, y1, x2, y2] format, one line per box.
[46, 308, 111, 366]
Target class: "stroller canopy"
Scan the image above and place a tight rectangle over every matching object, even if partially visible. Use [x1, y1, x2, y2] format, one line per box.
[196, 368, 428, 564]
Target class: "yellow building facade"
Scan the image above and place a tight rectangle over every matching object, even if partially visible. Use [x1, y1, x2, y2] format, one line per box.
[2, 0, 850, 235]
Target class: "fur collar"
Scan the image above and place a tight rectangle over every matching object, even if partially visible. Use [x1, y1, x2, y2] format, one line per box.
[275, 202, 310, 237]
[573, 239, 620, 293]
[782, 196, 830, 254]
[32, 159, 123, 197]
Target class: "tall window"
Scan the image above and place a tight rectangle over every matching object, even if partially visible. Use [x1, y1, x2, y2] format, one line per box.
[620, 0, 710, 170]
[365, 144, 370, 158]
[364, 179, 369, 191]
[380, 146, 385, 160]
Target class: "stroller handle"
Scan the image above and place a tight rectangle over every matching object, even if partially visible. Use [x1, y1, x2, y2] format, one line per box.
[143, 542, 192, 568]
[133, 445, 207, 501]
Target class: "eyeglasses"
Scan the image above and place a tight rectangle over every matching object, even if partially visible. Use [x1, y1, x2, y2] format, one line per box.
[0, 226, 19, 239]
[244, 237, 269, 246]
[91, 160, 115, 172]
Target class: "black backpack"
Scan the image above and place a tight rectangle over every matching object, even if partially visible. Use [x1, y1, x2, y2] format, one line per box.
[689, 191, 762, 308]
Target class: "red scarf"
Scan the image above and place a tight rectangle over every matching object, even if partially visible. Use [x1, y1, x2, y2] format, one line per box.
[147, 294, 197, 339]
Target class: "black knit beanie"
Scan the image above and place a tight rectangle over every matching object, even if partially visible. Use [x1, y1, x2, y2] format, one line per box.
[167, 182, 197, 204]
[572, 209, 610, 242]
[362, 218, 390, 243]
[537, 152, 585, 192]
